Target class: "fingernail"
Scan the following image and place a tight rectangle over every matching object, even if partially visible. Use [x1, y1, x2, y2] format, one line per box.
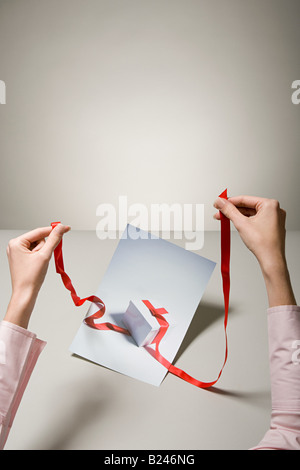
[55, 224, 71, 234]
[214, 197, 226, 209]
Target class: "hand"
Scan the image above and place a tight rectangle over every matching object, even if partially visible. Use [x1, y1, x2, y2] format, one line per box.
[213, 195, 286, 272]
[4, 224, 70, 328]
[213, 195, 296, 308]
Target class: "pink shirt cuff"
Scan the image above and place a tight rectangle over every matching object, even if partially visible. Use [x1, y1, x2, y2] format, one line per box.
[0, 321, 46, 449]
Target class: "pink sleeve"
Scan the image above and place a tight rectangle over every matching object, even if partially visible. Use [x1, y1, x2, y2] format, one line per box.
[0, 320, 46, 450]
[253, 305, 300, 450]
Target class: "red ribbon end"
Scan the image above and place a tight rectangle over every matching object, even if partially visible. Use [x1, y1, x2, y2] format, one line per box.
[219, 188, 228, 200]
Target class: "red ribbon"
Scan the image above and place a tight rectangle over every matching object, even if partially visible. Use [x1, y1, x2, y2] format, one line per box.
[51, 222, 130, 336]
[51, 189, 230, 389]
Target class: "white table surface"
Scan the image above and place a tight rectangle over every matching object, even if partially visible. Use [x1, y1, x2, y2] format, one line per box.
[1, 229, 299, 450]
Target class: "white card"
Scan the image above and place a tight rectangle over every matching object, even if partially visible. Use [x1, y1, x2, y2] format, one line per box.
[70, 225, 216, 386]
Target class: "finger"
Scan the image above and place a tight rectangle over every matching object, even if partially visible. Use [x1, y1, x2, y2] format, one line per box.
[236, 207, 257, 217]
[213, 211, 221, 220]
[227, 195, 266, 209]
[280, 208, 287, 225]
[19, 226, 53, 245]
[213, 197, 245, 229]
[31, 239, 46, 252]
[213, 206, 256, 220]
[41, 224, 71, 259]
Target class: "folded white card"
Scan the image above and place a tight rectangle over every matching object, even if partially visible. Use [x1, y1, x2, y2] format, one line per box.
[123, 300, 161, 347]
[70, 225, 216, 386]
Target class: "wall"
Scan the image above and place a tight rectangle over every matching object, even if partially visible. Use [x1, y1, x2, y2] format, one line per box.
[0, 0, 299, 231]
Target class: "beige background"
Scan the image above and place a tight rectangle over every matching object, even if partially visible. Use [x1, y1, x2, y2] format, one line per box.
[0, 0, 300, 231]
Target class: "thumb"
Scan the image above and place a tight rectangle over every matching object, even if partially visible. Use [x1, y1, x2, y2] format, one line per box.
[214, 197, 244, 230]
[41, 224, 71, 259]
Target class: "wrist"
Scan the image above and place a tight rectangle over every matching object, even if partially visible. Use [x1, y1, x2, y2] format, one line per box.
[4, 289, 38, 329]
[259, 252, 288, 281]
[259, 255, 297, 308]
